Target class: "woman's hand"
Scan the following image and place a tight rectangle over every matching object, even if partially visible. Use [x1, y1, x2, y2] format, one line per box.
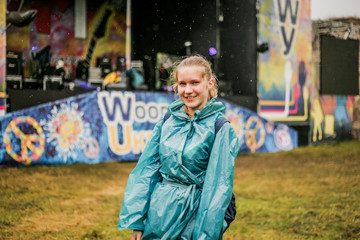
[131, 230, 143, 240]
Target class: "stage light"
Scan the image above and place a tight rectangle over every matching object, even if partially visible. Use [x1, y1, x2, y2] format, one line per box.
[184, 41, 192, 55]
[184, 41, 192, 47]
[209, 47, 217, 56]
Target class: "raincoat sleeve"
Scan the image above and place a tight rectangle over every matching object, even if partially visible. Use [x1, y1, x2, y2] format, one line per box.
[117, 120, 163, 231]
[193, 122, 240, 239]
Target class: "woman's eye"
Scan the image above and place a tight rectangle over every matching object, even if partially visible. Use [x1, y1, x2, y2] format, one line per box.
[179, 82, 186, 86]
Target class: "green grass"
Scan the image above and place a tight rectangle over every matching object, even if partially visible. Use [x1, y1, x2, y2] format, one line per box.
[1, 141, 360, 239]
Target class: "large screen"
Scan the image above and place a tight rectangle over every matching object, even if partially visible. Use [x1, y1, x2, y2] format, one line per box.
[320, 35, 359, 95]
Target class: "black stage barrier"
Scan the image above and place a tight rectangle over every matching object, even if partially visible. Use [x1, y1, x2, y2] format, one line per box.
[221, 95, 258, 113]
[7, 88, 95, 112]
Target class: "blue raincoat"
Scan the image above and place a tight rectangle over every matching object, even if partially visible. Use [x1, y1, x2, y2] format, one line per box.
[118, 97, 240, 239]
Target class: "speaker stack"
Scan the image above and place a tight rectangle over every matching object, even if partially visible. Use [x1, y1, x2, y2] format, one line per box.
[100, 57, 112, 78]
[6, 51, 23, 89]
[6, 51, 22, 75]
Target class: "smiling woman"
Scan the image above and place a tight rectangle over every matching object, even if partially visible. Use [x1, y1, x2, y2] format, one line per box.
[175, 60, 215, 118]
[117, 54, 240, 239]
[173, 55, 219, 107]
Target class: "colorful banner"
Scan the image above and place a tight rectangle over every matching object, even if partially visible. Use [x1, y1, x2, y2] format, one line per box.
[0, 91, 297, 167]
[258, 0, 356, 144]
[258, 0, 312, 122]
[310, 95, 354, 143]
[0, 0, 5, 116]
[6, 2, 126, 79]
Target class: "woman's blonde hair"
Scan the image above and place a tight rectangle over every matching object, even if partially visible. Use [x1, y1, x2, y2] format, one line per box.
[171, 54, 219, 99]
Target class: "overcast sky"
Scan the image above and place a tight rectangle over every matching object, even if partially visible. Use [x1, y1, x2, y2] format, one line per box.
[311, 0, 360, 20]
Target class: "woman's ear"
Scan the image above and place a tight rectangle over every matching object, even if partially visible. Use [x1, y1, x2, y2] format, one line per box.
[208, 78, 215, 88]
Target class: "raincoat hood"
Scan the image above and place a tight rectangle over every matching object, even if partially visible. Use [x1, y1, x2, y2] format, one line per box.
[168, 96, 226, 121]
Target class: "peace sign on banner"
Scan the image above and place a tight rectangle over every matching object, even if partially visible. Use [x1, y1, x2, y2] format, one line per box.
[3, 116, 45, 164]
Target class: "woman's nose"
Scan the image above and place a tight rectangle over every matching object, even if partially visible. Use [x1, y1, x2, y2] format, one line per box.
[185, 84, 192, 93]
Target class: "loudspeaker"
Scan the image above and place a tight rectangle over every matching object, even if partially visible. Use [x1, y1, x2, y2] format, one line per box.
[6, 51, 23, 75]
[99, 57, 111, 65]
[100, 57, 112, 78]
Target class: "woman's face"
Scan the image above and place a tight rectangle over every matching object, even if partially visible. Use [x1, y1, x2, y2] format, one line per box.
[177, 66, 214, 114]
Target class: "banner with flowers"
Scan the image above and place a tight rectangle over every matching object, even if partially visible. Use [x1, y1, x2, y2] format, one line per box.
[0, 91, 297, 167]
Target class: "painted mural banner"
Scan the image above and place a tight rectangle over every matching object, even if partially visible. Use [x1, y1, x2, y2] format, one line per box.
[310, 95, 354, 143]
[257, 0, 356, 145]
[0, 0, 5, 116]
[258, 0, 312, 122]
[0, 91, 298, 167]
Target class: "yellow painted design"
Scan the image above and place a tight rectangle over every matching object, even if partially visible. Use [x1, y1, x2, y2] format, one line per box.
[324, 115, 335, 136]
[268, 87, 309, 122]
[310, 95, 324, 142]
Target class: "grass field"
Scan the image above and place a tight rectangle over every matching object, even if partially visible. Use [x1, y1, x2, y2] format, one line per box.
[1, 140, 360, 239]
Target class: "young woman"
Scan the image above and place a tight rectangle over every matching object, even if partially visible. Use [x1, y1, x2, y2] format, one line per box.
[118, 55, 239, 239]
